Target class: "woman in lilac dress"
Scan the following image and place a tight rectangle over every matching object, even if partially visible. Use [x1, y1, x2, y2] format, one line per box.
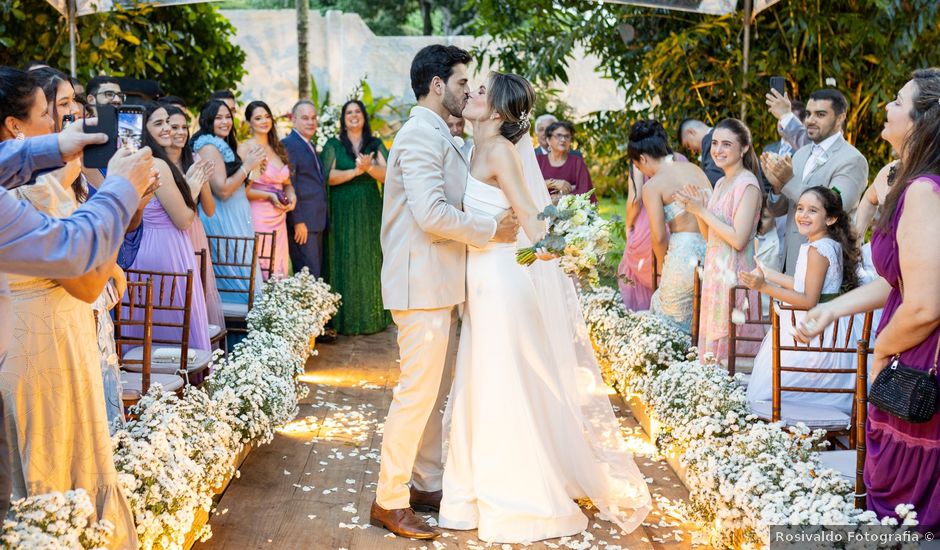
[799, 69, 940, 533]
[128, 103, 210, 351]
[164, 105, 225, 330]
[241, 101, 295, 280]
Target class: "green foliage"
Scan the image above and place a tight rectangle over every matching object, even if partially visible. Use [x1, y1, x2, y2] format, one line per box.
[219, 0, 474, 36]
[469, 0, 940, 194]
[0, 0, 246, 108]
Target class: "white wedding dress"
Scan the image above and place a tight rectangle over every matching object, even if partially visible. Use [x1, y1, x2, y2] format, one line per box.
[438, 144, 651, 543]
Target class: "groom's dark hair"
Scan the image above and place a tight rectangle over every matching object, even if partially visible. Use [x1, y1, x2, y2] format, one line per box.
[410, 45, 472, 100]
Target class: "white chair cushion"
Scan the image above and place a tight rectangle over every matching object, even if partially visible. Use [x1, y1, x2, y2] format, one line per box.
[221, 301, 248, 319]
[750, 399, 851, 430]
[208, 324, 225, 339]
[121, 372, 185, 399]
[818, 450, 857, 481]
[122, 346, 213, 374]
[152, 347, 196, 364]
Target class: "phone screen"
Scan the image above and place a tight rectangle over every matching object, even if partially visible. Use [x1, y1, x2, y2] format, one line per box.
[117, 110, 144, 151]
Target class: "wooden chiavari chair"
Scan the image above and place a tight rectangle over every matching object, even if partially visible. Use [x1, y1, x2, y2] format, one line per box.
[255, 230, 278, 281]
[755, 304, 874, 509]
[122, 268, 213, 384]
[726, 285, 772, 377]
[207, 234, 259, 337]
[195, 248, 228, 353]
[691, 263, 703, 346]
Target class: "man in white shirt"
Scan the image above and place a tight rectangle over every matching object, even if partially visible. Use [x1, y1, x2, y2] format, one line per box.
[765, 89, 868, 274]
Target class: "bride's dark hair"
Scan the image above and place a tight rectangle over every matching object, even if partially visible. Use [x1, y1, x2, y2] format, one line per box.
[487, 71, 534, 144]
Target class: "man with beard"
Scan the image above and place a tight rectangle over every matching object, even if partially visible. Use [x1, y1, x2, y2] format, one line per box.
[764, 88, 868, 274]
[372, 44, 519, 539]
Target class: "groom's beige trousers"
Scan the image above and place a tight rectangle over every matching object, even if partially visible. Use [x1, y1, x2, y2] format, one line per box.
[376, 306, 458, 510]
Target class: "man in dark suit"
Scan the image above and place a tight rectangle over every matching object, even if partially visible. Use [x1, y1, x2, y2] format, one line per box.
[283, 100, 328, 278]
[678, 118, 724, 186]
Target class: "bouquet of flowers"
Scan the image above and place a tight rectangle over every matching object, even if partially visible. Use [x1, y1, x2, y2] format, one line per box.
[515, 192, 612, 286]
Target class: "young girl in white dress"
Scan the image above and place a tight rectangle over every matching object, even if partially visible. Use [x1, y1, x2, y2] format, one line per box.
[740, 186, 862, 414]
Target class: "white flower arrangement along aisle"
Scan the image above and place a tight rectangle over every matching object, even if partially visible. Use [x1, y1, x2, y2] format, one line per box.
[579, 287, 918, 549]
[1, 268, 341, 550]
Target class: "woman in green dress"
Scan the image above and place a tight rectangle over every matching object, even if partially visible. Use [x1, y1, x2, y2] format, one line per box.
[322, 99, 391, 334]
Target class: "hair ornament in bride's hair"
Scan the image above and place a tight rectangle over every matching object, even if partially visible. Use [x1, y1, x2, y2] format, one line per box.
[518, 109, 531, 131]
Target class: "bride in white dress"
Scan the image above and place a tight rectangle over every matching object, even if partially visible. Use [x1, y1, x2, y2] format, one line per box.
[438, 72, 651, 543]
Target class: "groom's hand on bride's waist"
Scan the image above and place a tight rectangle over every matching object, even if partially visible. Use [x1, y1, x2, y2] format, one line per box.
[493, 211, 520, 243]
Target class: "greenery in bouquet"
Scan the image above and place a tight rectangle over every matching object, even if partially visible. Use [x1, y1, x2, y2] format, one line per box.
[516, 192, 613, 286]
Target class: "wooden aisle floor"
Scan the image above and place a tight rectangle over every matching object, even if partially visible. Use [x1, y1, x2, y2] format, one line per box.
[195, 329, 703, 550]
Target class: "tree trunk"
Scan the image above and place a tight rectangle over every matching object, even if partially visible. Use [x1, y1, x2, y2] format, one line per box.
[421, 0, 433, 35]
[297, 0, 310, 100]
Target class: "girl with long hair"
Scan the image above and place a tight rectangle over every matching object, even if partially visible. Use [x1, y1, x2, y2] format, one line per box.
[677, 117, 764, 362]
[798, 68, 940, 533]
[321, 99, 390, 334]
[0, 66, 138, 549]
[742, 186, 863, 413]
[192, 99, 265, 304]
[126, 102, 210, 353]
[241, 100, 295, 279]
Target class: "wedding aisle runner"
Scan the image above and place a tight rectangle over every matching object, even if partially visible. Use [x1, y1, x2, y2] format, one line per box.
[196, 329, 700, 550]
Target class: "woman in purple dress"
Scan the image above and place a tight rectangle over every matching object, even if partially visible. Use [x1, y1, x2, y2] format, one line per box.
[164, 105, 225, 330]
[127, 103, 210, 352]
[798, 69, 940, 533]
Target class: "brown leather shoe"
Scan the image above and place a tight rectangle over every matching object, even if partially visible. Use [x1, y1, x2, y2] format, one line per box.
[369, 501, 439, 539]
[409, 486, 443, 513]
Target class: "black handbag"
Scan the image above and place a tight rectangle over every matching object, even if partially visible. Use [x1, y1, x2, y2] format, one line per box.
[868, 278, 940, 423]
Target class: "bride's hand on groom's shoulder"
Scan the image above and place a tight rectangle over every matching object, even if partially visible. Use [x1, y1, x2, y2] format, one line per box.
[493, 211, 520, 243]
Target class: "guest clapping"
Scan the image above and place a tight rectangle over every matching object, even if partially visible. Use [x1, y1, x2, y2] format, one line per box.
[536, 121, 595, 203]
[192, 99, 264, 304]
[322, 99, 390, 335]
[676, 118, 763, 363]
[797, 69, 940, 532]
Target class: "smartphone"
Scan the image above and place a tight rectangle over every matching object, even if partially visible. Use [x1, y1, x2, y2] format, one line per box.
[61, 114, 75, 129]
[769, 76, 786, 96]
[83, 104, 117, 169]
[116, 105, 145, 152]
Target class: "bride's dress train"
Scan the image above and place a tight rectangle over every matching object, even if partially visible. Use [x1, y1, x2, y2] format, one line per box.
[439, 147, 651, 543]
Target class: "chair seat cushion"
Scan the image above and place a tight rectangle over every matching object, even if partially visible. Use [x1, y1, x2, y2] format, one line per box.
[221, 301, 248, 319]
[153, 347, 196, 364]
[750, 399, 851, 430]
[121, 372, 185, 399]
[208, 324, 225, 339]
[122, 346, 213, 374]
[818, 450, 857, 481]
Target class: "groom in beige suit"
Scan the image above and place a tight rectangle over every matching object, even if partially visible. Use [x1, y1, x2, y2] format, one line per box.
[371, 45, 519, 539]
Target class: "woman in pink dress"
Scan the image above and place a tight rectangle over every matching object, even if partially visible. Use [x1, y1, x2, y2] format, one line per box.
[617, 166, 656, 310]
[676, 118, 763, 363]
[242, 101, 295, 280]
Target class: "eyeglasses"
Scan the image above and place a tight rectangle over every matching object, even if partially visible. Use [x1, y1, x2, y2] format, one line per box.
[96, 90, 126, 102]
[550, 133, 572, 141]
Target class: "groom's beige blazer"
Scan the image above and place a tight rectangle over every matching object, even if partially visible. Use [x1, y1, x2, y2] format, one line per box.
[381, 106, 497, 310]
